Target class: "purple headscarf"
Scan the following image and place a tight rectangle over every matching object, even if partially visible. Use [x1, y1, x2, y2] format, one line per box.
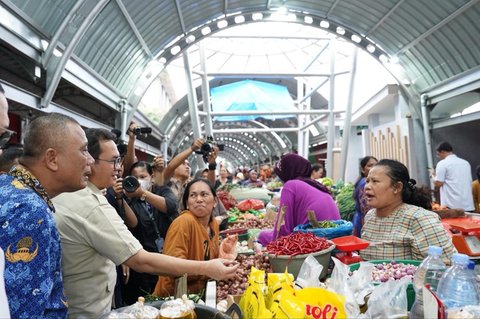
[274, 153, 330, 194]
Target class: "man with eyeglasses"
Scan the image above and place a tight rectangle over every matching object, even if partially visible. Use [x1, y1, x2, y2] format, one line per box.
[0, 112, 94, 318]
[52, 128, 238, 318]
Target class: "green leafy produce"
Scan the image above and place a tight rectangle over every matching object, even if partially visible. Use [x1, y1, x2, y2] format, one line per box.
[335, 182, 356, 221]
[317, 221, 339, 228]
[320, 177, 334, 187]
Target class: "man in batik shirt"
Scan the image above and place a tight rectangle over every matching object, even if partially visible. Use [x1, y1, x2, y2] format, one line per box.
[0, 113, 94, 318]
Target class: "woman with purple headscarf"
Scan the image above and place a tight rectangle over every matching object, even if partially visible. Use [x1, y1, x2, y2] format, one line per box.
[258, 153, 340, 246]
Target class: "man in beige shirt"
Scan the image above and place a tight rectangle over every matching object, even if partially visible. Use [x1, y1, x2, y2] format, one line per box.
[53, 128, 238, 318]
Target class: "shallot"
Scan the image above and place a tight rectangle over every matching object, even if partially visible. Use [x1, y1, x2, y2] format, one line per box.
[371, 261, 417, 282]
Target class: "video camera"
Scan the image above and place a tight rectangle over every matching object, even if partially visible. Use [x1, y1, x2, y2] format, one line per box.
[195, 136, 224, 163]
[132, 127, 152, 136]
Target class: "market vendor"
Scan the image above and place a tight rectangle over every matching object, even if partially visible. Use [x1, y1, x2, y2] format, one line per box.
[258, 153, 340, 246]
[360, 159, 456, 262]
[241, 169, 264, 188]
[153, 178, 221, 296]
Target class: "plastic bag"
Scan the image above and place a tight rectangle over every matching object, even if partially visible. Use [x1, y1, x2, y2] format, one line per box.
[348, 262, 375, 306]
[159, 295, 196, 319]
[103, 297, 160, 319]
[364, 277, 410, 319]
[295, 287, 347, 319]
[239, 267, 272, 319]
[219, 234, 238, 260]
[265, 271, 295, 308]
[266, 271, 306, 318]
[294, 220, 353, 239]
[295, 254, 324, 289]
[327, 257, 360, 318]
[237, 198, 265, 211]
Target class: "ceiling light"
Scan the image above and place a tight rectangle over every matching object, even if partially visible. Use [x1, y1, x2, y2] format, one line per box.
[320, 21, 330, 29]
[217, 20, 228, 29]
[252, 13, 263, 20]
[234, 16, 245, 24]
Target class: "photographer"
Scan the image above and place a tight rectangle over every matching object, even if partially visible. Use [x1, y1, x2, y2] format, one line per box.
[122, 159, 178, 305]
[123, 121, 151, 178]
[163, 137, 204, 203]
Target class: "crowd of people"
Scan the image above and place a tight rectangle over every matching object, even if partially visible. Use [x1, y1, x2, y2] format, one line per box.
[0, 83, 478, 318]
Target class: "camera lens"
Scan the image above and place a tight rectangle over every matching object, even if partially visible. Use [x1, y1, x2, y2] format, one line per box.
[133, 127, 152, 135]
[123, 176, 140, 192]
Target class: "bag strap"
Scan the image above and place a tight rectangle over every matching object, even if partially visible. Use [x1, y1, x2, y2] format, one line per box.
[145, 205, 162, 240]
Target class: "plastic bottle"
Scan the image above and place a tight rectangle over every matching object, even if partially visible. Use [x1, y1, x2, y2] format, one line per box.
[409, 246, 446, 319]
[436, 253, 480, 309]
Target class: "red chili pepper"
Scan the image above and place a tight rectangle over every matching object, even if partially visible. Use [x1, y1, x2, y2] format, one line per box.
[266, 232, 331, 255]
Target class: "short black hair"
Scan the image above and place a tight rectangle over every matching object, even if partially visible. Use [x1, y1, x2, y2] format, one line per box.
[182, 178, 216, 210]
[84, 128, 116, 159]
[129, 161, 152, 175]
[435, 141, 453, 152]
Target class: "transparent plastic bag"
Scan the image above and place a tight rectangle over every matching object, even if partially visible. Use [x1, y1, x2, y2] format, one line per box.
[327, 257, 360, 318]
[295, 254, 323, 289]
[102, 297, 160, 319]
[349, 262, 375, 306]
[159, 295, 196, 319]
[364, 277, 409, 319]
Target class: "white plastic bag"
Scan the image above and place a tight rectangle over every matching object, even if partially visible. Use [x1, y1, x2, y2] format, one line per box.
[327, 257, 360, 318]
[349, 261, 375, 306]
[364, 277, 409, 319]
[294, 254, 323, 288]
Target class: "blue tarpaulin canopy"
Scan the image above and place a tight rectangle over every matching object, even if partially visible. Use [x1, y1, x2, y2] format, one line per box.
[210, 80, 296, 121]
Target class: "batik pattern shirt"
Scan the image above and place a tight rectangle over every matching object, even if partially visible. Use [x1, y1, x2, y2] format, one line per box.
[0, 166, 67, 318]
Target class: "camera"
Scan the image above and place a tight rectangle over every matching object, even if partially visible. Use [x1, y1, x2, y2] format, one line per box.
[195, 136, 225, 163]
[132, 127, 152, 135]
[123, 176, 140, 192]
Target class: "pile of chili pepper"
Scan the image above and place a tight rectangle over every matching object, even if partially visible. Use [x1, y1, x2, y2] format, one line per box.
[266, 232, 331, 256]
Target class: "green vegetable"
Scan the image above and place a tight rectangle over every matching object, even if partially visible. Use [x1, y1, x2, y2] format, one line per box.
[335, 182, 356, 221]
[317, 221, 339, 228]
[320, 177, 334, 187]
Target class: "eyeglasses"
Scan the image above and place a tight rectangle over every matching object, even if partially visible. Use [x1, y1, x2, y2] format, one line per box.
[0, 128, 16, 149]
[96, 156, 122, 167]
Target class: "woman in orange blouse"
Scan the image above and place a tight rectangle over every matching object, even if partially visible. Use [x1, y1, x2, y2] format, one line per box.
[153, 178, 220, 296]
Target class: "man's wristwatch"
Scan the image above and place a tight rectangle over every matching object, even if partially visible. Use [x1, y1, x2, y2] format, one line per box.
[141, 191, 148, 201]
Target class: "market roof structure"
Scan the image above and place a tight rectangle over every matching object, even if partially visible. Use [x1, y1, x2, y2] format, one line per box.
[1, 0, 480, 169]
